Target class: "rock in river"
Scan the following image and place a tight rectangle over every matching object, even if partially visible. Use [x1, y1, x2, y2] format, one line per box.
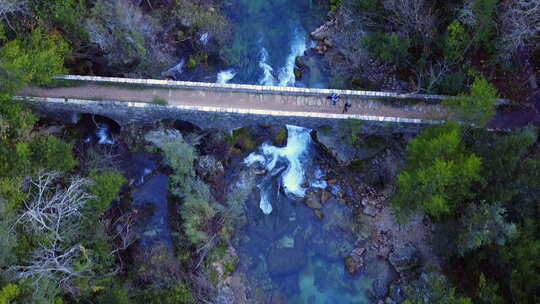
[388, 243, 421, 280]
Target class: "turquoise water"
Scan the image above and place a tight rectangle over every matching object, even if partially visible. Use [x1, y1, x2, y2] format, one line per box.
[238, 126, 379, 303]
[219, 0, 329, 87]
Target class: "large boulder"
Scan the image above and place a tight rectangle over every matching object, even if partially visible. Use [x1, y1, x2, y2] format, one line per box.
[344, 247, 366, 274]
[388, 243, 421, 280]
[310, 20, 335, 40]
[364, 258, 398, 300]
[266, 247, 306, 276]
[315, 130, 362, 165]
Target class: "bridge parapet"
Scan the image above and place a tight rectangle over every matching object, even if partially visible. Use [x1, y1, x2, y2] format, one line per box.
[54, 75, 449, 103]
[15, 96, 443, 134]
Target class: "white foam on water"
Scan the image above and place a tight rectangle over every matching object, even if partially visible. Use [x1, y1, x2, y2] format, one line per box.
[244, 125, 312, 214]
[258, 185, 273, 215]
[161, 58, 185, 79]
[278, 29, 307, 87]
[311, 167, 328, 189]
[216, 68, 237, 84]
[258, 47, 276, 86]
[200, 32, 209, 45]
[96, 123, 114, 145]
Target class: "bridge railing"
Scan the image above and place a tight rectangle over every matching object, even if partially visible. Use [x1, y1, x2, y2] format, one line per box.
[53, 75, 450, 102]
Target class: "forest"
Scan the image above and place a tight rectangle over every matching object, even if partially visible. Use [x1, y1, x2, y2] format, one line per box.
[0, 0, 539, 303]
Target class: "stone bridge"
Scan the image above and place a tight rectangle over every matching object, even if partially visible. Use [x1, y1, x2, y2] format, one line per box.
[17, 75, 450, 133]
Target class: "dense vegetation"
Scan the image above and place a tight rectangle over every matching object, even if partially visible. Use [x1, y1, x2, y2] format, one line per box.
[331, 0, 539, 98]
[391, 122, 540, 302]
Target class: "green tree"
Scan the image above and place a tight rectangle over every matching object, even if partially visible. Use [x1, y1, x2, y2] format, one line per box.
[29, 136, 77, 173]
[444, 77, 498, 127]
[0, 283, 20, 304]
[499, 221, 540, 303]
[456, 202, 516, 255]
[363, 32, 410, 66]
[470, 0, 498, 52]
[444, 20, 469, 61]
[467, 126, 538, 204]
[391, 123, 482, 220]
[404, 273, 472, 304]
[31, 0, 88, 49]
[0, 28, 69, 95]
[88, 169, 126, 215]
[475, 274, 504, 304]
[136, 282, 194, 304]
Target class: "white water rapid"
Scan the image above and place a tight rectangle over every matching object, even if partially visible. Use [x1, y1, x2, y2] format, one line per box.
[96, 123, 114, 144]
[258, 47, 276, 86]
[278, 29, 307, 86]
[244, 125, 312, 214]
[216, 69, 237, 84]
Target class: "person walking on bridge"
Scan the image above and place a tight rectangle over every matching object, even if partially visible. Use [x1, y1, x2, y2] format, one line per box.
[327, 93, 341, 106]
[342, 101, 352, 113]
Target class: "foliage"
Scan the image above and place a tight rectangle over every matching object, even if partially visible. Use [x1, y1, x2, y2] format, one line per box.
[0, 177, 25, 214]
[145, 130, 218, 245]
[363, 32, 410, 66]
[152, 97, 168, 105]
[456, 202, 517, 255]
[339, 118, 364, 145]
[444, 21, 469, 62]
[0, 283, 20, 304]
[88, 169, 125, 215]
[179, 186, 216, 245]
[96, 285, 131, 304]
[470, 0, 498, 52]
[391, 123, 482, 220]
[0, 28, 69, 93]
[498, 220, 540, 303]
[29, 136, 77, 173]
[31, 0, 88, 49]
[172, 0, 232, 47]
[85, 0, 173, 75]
[444, 77, 498, 127]
[475, 274, 504, 304]
[0, 100, 38, 141]
[0, 142, 31, 179]
[404, 272, 472, 304]
[136, 282, 194, 304]
[467, 126, 538, 204]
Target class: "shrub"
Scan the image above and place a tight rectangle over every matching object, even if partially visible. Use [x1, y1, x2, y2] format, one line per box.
[0, 28, 69, 90]
[0, 284, 20, 304]
[136, 282, 194, 304]
[363, 32, 410, 66]
[456, 202, 517, 255]
[180, 192, 215, 245]
[444, 20, 469, 61]
[88, 169, 125, 215]
[152, 97, 168, 106]
[29, 136, 77, 173]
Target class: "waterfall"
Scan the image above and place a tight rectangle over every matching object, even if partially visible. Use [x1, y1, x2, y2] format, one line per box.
[258, 47, 276, 86]
[245, 125, 312, 214]
[216, 69, 237, 84]
[278, 29, 307, 86]
[96, 123, 114, 144]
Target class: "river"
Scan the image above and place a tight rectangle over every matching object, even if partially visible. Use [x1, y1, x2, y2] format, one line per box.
[216, 0, 329, 88]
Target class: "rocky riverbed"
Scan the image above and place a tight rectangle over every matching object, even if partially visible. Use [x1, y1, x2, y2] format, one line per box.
[71, 115, 438, 303]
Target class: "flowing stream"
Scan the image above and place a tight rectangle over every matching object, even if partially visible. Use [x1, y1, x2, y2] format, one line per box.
[240, 125, 375, 303]
[217, 0, 329, 87]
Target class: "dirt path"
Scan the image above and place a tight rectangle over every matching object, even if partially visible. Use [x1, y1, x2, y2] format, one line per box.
[22, 84, 446, 121]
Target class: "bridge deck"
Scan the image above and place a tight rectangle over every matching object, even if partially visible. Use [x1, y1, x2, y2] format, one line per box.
[21, 84, 446, 121]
